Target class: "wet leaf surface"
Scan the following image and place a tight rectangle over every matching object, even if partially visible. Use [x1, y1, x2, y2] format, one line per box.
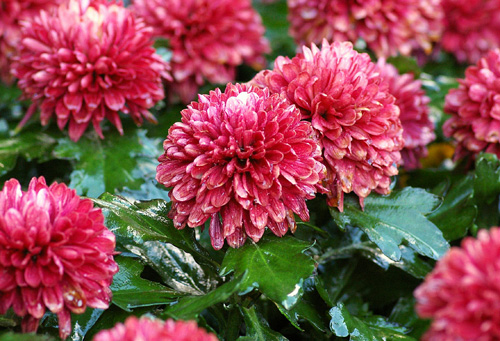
[331, 187, 449, 261]
[220, 235, 315, 310]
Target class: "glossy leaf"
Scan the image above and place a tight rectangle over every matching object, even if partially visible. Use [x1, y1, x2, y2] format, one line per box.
[239, 306, 288, 341]
[329, 303, 415, 340]
[428, 175, 476, 240]
[220, 235, 315, 310]
[94, 194, 219, 294]
[163, 272, 247, 320]
[0, 131, 57, 176]
[53, 129, 166, 199]
[276, 278, 328, 332]
[331, 187, 449, 261]
[111, 256, 182, 311]
[390, 297, 430, 340]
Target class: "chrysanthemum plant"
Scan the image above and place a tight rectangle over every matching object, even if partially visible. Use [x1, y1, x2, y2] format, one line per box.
[0, 0, 499, 340]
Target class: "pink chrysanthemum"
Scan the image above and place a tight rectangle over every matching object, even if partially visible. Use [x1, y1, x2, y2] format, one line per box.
[132, 0, 270, 104]
[0, 176, 118, 340]
[414, 227, 500, 340]
[0, 0, 62, 84]
[156, 83, 325, 249]
[441, 0, 500, 64]
[288, 0, 443, 58]
[377, 59, 435, 170]
[93, 316, 218, 341]
[251, 40, 403, 211]
[443, 49, 500, 161]
[11, 0, 170, 142]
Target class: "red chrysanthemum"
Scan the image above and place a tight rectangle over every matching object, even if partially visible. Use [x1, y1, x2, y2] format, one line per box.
[441, 0, 500, 64]
[414, 227, 500, 340]
[132, 0, 270, 104]
[0, 176, 118, 340]
[156, 83, 325, 249]
[93, 316, 218, 341]
[288, 0, 443, 58]
[443, 49, 500, 161]
[0, 0, 62, 84]
[251, 40, 404, 211]
[377, 59, 435, 170]
[11, 0, 170, 142]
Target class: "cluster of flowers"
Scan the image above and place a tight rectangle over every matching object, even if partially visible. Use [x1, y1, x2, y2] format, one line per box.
[287, 0, 500, 64]
[156, 40, 436, 249]
[0, 0, 269, 141]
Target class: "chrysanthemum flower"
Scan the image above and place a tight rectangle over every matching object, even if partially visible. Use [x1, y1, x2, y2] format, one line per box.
[251, 40, 404, 211]
[156, 83, 325, 249]
[132, 0, 270, 104]
[441, 0, 500, 64]
[0, 176, 118, 340]
[443, 49, 500, 160]
[288, 0, 443, 58]
[11, 0, 170, 142]
[0, 0, 62, 84]
[93, 316, 218, 341]
[377, 59, 435, 170]
[414, 227, 500, 340]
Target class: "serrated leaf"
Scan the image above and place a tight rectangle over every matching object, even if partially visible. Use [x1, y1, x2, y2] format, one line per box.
[329, 303, 415, 340]
[163, 272, 246, 320]
[428, 175, 476, 240]
[239, 306, 288, 341]
[331, 187, 449, 261]
[220, 235, 315, 310]
[94, 194, 218, 295]
[111, 256, 182, 311]
[473, 153, 500, 204]
[0, 132, 57, 176]
[53, 129, 166, 199]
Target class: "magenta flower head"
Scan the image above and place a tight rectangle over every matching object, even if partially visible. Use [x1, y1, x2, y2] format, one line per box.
[132, 0, 270, 104]
[0, 0, 63, 84]
[11, 0, 170, 142]
[0, 176, 118, 339]
[288, 0, 443, 58]
[93, 316, 218, 341]
[441, 0, 500, 64]
[414, 227, 500, 340]
[251, 40, 404, 211]
[156, 83, 325, 249]
[443, 49, 500, 161]
[377, 59, 435, 170]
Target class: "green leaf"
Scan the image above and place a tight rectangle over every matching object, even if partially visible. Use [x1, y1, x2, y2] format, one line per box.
[68, 308, 105, 341]
[473, 153, 500, 229]
[0, 132, 57, 176]
[275, 277, 328, 332]
[473, 153, 500, 204]
[322, 242, 432, 279]
[390, 297, 430, 340]
[239, 306, 288, 341]
[53, 129, 166, 199]
[0, 333, 54, 341]
[329, 303, 415, 340]
[220, 235, 315, 309]
[111, 256, 182, 311]
[331, 187, 449, 261]
[94, 194, 219, 295]
[163, 272, 246, 320]
[428, 175, 476, 240]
